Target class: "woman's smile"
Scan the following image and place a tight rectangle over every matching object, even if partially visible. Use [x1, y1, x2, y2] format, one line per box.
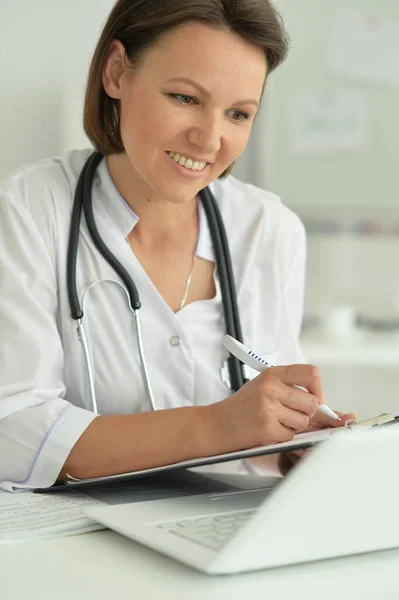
[166, 150, 210, 179]
[167, 151, 208, 171]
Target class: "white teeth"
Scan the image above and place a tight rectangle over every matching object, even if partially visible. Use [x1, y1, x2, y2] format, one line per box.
[168, 151, 206, 171]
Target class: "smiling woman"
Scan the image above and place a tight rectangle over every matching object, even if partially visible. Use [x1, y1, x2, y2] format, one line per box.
[100, 21, 267, 210]
[84, 0, 289, 176]
[0, 0, 355, 492]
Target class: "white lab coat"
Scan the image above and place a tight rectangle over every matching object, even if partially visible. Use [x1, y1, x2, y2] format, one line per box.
[0, 149, 306, 491]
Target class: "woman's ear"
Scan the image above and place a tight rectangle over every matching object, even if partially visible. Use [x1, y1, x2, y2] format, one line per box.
[102, 40, 127, 99]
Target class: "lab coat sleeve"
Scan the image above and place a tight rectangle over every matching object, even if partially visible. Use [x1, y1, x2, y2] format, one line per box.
[276, 206, 307, 365]
[0, 181, 97, 492]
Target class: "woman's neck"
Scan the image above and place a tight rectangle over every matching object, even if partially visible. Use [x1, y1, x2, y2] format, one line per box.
[106, 153, 198, 244]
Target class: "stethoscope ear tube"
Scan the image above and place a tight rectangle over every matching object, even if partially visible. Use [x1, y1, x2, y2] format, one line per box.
[199, 187, 247, 392]
[67, 152, 141, 320]
[81, 153, 141, 311]
[67, 153, 90, 320]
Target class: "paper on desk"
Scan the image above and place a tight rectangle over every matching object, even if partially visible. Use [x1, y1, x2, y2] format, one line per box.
[0, 489, 106, 545]
[0, 469, 242, 545]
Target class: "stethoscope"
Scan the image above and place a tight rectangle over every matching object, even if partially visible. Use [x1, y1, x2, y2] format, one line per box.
[67, 151, 248, 414]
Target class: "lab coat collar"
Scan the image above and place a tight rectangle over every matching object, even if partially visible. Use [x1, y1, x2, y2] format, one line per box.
[95, 157, 138, 238]
[196, 195, 215, 263]
[96, 155, 215, 263]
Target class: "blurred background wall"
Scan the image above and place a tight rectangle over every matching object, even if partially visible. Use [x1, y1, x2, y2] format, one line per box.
[1, 0, 398, 419]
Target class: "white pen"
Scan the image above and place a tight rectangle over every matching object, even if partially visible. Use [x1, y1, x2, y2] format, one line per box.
[223, 335, 340, 421]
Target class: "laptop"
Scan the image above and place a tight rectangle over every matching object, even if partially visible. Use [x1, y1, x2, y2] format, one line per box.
[86, 425, 399, 574]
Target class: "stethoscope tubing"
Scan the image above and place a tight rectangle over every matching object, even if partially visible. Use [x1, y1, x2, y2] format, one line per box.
[199, 187, 245, 391]
[67, 152, 246, 414]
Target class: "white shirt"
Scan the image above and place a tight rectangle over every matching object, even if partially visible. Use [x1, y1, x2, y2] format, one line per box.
[0, 149, 306, 491]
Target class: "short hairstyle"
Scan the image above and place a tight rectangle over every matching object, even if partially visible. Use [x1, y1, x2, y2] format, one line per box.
[84, 0, 289, 178]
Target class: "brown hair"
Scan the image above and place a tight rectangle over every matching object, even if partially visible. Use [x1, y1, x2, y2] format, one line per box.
[84, 0, 289, 178]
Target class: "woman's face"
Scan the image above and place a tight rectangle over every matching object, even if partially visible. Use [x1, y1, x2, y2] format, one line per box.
[104, 21, 267, 204]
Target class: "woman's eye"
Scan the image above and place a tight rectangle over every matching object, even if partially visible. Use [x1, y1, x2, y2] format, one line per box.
[169, 94, 250, 122]
[227, 110, 250, 122]
[170, 94, 196, 105]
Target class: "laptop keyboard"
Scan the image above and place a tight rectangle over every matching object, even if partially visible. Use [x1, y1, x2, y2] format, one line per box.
[156, 509, 256, 551]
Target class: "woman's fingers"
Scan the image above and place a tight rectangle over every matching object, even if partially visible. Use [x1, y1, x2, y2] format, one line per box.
[273, 364, 323, 400]
[309, 410, 343, 429]
[310, 409, 357, 431]
[214, 363, 329, 451]
[278, 386, 319, 417]
[271, 422, 300, 443]
[335, 411, 356, 424]
[279, 404, 311, 432]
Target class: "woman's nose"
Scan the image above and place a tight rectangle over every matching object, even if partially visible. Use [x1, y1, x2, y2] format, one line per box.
[187, 113, 222, 155]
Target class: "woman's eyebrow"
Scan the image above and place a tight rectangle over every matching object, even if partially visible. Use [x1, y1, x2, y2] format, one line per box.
[165, 77, 259, 108]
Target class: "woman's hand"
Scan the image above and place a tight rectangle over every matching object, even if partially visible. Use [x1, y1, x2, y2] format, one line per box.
[278, 408, 356, 474]
[301, 401, 356, 433]
[203, 364, 323, 456]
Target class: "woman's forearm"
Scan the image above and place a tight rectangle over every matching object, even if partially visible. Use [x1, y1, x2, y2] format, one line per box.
[58, 362, 325, 483]
[57, 406, 214, 482]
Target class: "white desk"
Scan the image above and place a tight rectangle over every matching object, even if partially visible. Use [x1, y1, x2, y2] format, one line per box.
[1, 530, 398, 600]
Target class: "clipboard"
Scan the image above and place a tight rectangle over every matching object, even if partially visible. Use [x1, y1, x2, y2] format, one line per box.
[35, 413, 399, 493]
